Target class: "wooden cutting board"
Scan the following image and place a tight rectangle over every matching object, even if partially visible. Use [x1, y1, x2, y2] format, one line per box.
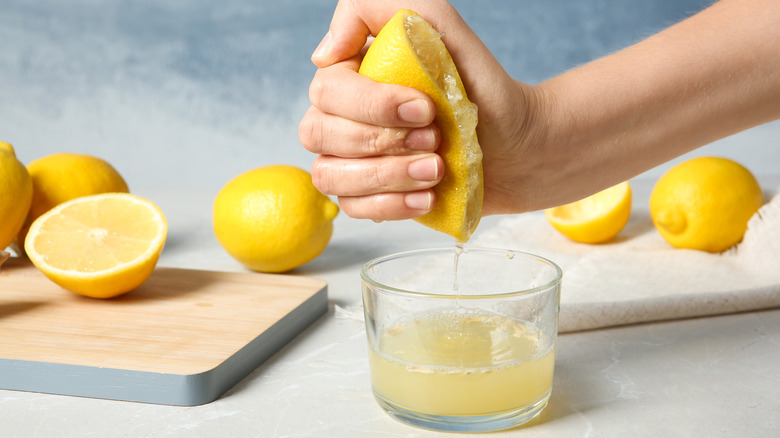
[0, 257, 328, 406]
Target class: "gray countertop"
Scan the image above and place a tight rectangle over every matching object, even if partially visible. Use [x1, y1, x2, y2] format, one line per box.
[3, 179, 779, 438]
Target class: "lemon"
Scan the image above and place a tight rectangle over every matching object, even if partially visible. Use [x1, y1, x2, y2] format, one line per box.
[26, 153, 130, 220]
[24, 193, 168, 298]
[213, 165, 339, 273]
[20, 153, 130, 245]
[545, 181, 632, 244]
[0, 142, 33, 250]
[359, 9, 483, 243]
[650, 156, 763, 252]
[0, 140, 17, 157]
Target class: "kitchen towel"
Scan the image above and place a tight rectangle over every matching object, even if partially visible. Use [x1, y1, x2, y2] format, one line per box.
[473, 188, 780, 332]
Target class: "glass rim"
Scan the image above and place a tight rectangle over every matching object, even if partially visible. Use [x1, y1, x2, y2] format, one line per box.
[360, 246, 563, 300]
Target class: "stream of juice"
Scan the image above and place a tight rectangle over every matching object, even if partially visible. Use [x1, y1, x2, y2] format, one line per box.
[369, 309, 555, 416]
[453, 241, 464, 291]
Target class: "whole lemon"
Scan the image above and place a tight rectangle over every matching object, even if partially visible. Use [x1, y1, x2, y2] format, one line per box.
[213, 165, 339, 273]
[19, 153, 129, 244]
[0, 142, 33, 250]
[650, 156, 763, 253]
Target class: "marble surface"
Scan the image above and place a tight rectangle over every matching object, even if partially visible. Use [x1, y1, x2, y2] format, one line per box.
[2, 179, 780, 437]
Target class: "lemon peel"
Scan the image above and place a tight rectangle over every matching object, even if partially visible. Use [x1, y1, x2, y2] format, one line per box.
[213, 165, 339, 273]
[650, 156, 763, 252]
[0, 142, 33, 250]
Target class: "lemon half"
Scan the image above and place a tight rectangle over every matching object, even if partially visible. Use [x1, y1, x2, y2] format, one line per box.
[25, 193, 168, 298]
[359, 9, 483, 242]
[545, 181, 632, 244]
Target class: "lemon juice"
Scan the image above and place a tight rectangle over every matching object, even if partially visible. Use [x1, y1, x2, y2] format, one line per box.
[369, 309, 555, 417]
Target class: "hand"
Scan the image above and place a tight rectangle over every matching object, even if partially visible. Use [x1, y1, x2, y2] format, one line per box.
[301, 0, 780, 223]
[299, 0, 540, 221]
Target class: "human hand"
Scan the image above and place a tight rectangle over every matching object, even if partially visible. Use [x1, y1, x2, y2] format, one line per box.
[299, 0, 541, 221]
[301, 0, 780, 225]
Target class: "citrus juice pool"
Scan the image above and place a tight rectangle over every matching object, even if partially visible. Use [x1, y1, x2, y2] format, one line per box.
[368, 309, 555, 416]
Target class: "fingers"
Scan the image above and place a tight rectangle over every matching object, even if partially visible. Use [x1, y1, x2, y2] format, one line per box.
[310, 153, 443, 221]
[311, 2, 402, 67]
[299, 59, 441, 222]
[338, 191, 435, 220]
[300, 107, 439, 157]
[308, 64, 434, 128]
[311, 153, 443, 197]
[300, 59, 438, 159]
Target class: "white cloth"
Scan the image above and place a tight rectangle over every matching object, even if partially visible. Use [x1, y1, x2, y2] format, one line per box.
[473, 189, 780, 332]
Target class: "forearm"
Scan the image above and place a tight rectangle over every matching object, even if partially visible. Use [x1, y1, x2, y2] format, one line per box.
[533, 0, 780, 204]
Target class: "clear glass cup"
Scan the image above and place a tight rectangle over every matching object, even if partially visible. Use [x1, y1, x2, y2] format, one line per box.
[361, 246, 562, 433]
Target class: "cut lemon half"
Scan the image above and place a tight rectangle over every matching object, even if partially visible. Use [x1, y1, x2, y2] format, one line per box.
[24, 193, 167, 298]
[359, 9, 483, 242]
[545, 181, 632, 244]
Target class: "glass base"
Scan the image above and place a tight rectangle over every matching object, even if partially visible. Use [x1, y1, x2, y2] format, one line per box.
[373, 390, 551, 433]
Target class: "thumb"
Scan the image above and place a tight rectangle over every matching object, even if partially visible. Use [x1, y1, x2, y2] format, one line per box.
[310, 2, 405, 68]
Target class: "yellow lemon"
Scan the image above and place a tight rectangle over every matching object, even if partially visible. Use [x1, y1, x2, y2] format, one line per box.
[213, 165, 339, 273]
[0, 142, 33, 250]
[545, 181, 632, 244]
[20, 153, 130, 245]
[359, 9, 483, 243]
[24, 193, 168, 298]
[0, 140, 17, 157]
[26, 153, 130, 220]
[650, 156, 763, 253]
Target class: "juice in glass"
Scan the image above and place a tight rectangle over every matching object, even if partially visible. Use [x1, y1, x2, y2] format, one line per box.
[369, 309, 554, 416]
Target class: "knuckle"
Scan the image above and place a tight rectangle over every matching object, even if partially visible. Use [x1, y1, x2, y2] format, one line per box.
[310, 160, 334, 194]
[360, 88, 397, 126]
[363, 128, 384, 156]
[308, 70, 327, 107]
[360, 162, 389, 190]
[298, 115, 316, 151]
[298, 110, 325, 153]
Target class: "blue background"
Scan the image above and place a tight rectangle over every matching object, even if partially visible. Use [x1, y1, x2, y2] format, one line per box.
[2, 0, 777, 191]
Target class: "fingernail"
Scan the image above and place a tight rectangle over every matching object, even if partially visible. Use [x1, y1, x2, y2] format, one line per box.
[408, 157, 439, 182]
[312, 30, 332, 61]
[405, 192, 433, 210]
[405, 128, 436, 151]
[398, 99, 432, 124]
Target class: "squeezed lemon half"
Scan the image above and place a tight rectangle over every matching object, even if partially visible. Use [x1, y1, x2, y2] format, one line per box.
[359, 9, 483, 242]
